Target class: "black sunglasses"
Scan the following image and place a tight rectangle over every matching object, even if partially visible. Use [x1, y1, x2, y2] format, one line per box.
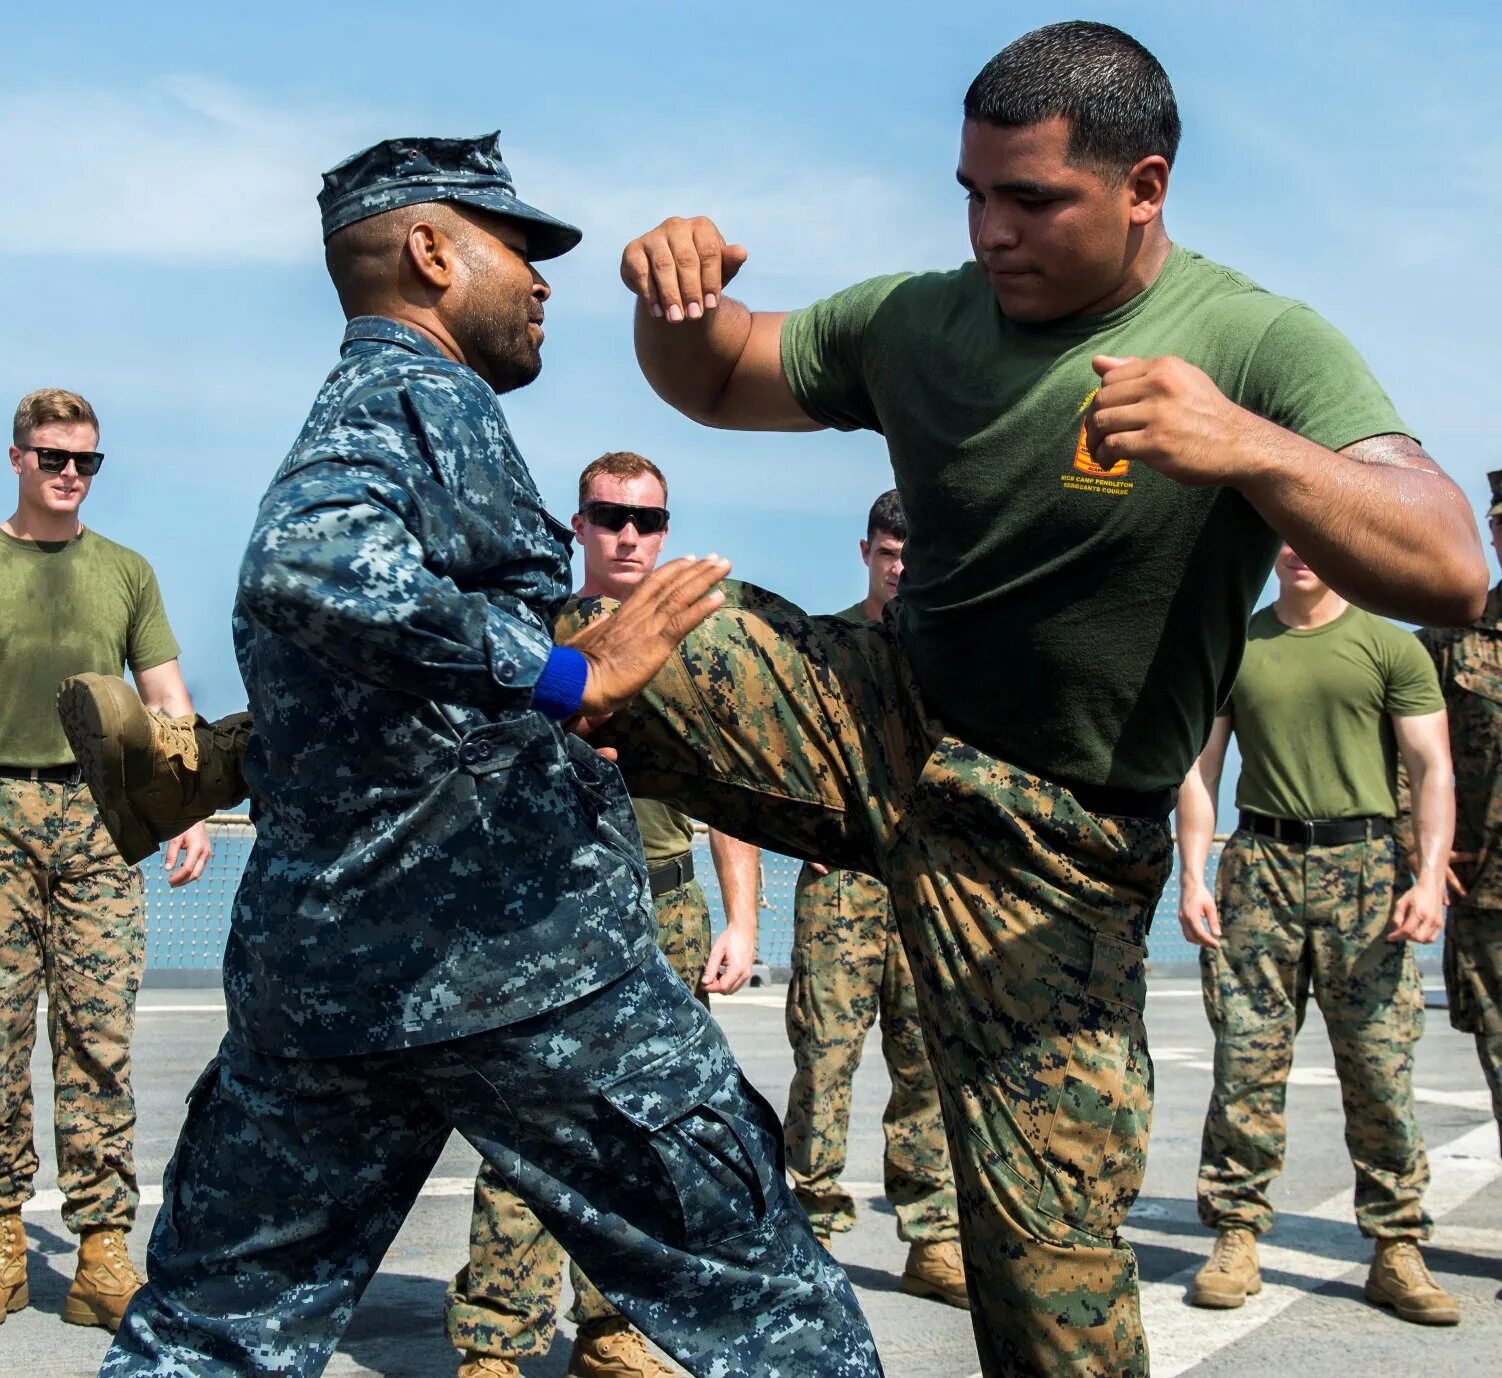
[580, 501, 669, 534]
[31, 446, 105, 476]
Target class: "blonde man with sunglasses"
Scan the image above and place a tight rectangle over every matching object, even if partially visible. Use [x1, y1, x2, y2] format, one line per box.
[1, 389, 210, 1336]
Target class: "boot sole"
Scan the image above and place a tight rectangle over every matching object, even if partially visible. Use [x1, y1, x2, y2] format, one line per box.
[2, 1280, 29, 1318]
[62, 1292, 122, 1331]
[1363, 1280, 1460, 1326]
[1189, 1275, 1262, 1309]
[56, 675, 160, 865]
[900, 1273, 972, 1310]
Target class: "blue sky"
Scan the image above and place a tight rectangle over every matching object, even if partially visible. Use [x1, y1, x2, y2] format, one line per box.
[4, 0, 1500, 756]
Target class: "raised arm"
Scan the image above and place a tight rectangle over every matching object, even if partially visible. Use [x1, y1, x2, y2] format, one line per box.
[1088, 353, 1487, 627]
[1176, 714, 1231, 949]
[621, 216, 822, 431]
[1235, 434, 1483, 627]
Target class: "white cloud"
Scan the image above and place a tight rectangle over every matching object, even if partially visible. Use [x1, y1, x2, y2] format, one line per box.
[0, 75, 968, 287]
[0, 77, 377, 262]
[512, 142, 967, 304]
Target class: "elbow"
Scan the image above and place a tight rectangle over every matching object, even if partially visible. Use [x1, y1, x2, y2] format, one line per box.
[1429, 550, 1490, 627]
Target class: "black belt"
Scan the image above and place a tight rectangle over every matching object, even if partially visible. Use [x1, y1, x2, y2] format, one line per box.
[648, 852, 695, 899]
[1239, 810, 1391, 847]
[0, 763, 82, 783]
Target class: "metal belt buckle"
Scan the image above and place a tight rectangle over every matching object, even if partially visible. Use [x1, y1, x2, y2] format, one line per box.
[1298, 818, 1317, 846]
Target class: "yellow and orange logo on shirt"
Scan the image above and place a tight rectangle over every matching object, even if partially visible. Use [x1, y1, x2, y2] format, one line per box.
[1062, 389, 1134, 495]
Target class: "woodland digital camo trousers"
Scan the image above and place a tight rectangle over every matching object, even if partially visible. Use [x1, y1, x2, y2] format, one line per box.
[588, 582, 1171, 1378]
[0, 777, 143, 1235]
[102, 949, 881, 1378]
[1197, 831, 1432, 1238]
[446, 878, 712, 1357]
[1444, 900, 1502, 1152]
[785, 864, 958, 1243]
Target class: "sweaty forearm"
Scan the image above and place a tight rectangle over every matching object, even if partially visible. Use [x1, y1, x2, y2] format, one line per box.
[1233, 424, 1486, 626]
[633, 298, 754, 425]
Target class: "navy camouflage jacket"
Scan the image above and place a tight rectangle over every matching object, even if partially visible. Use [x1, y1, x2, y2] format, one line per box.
[227, 316, 654, 1057]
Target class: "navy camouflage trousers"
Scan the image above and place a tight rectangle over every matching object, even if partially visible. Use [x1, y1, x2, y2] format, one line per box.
[101, 950, 881, 1378]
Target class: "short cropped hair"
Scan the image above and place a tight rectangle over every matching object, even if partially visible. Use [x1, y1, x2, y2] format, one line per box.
[867, 489, 907, 542]
[13, 388, 99, 448]
[963, 21, 1181, 175]
[577, 451, 668, 510]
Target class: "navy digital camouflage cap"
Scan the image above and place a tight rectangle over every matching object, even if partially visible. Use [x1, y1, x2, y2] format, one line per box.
[318, 132, 582, 259]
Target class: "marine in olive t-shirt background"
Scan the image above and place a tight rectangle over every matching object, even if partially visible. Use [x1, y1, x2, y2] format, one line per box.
[444, 450, 764, 1378]
[783, 490, 963, 1309]
[1409, 468, 1502, 1154]
[1176, 545, 1458, 1325]
[1, 388, 210, 1336]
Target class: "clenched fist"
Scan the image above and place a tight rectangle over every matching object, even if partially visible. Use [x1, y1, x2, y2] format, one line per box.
[1085, 354, 1261, 487]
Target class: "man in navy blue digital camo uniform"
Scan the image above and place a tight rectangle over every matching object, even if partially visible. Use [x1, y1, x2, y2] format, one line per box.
[98, 133, 881, 1378]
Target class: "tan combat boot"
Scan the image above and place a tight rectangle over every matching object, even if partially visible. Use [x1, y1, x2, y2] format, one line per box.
[456, 1355, 521, 1378]
[0, 1213, 27, 1322]
[566, 1317, 680, 1377]
[1364, 1239, 1461, 1325]
[63, 1227, 145, 1331]
[57, 674, 252, 864]
[900, 1239, 970, 1309]
[1189, 1227, 1262, 1308]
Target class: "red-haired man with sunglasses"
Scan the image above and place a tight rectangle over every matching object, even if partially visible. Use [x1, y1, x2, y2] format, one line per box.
[1, 388, 210, 1335]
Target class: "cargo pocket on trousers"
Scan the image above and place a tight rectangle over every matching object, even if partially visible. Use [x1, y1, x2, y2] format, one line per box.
[1037, 933, 1151, 1240]
[602, 1019, 778, 1253]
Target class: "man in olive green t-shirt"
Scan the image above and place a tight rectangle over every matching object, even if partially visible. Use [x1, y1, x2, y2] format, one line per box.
[443, 450, 763, 1378]
[1177, 544, 1458, 1325]
[610, 21, 1487, 1377]
[1, 389, 210, 1335]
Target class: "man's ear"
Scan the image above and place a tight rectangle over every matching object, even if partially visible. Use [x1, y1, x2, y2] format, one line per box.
[860, 537, 871, 566]
[406, 220, 458, 289]
[8, 446, 23, 478]
[1126, 154, 1169, 227]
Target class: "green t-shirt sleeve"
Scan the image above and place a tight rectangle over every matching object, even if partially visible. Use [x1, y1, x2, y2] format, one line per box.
[780, 274, 911, 433]
[1240, 304, 1414, 453]
[1382, 622, 1445, 717]
[125, 563, 181, 673]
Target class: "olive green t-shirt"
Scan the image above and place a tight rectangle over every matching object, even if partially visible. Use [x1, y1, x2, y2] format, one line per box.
[834, 601, 873, 625]
[633, 797, 696, 865]
[781, 246, 1412, 791]
[1228, 605, 1444, 819]
[0, 528, 180, 766]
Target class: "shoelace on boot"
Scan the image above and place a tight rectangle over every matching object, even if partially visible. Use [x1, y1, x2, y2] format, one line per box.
[98, 1233, 145, 1287]
[150, 712, 198, 765]
[1205, 1232, 1251, 1274]
[1384, 1242, 1435, 1289]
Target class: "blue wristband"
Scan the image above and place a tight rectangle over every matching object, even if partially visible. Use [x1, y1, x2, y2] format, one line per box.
[531, 646, 588, 719]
